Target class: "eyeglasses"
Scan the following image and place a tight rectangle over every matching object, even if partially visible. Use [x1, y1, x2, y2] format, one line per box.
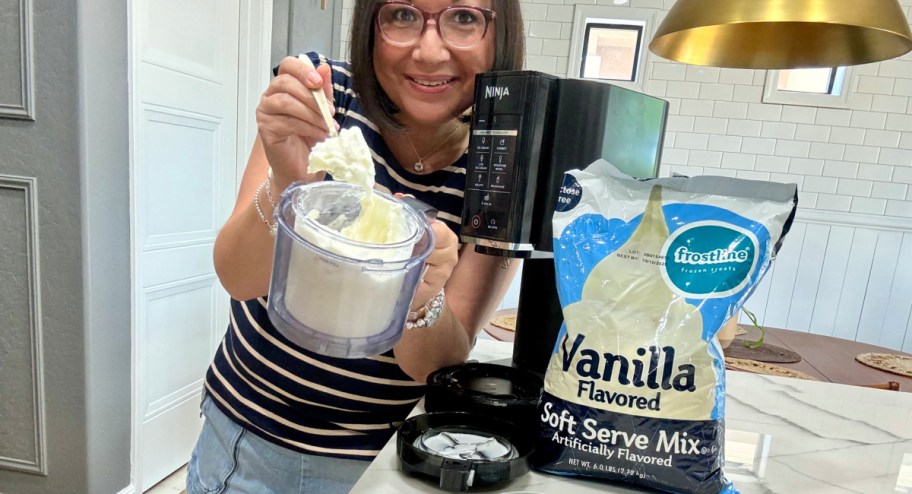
[375, 1, 496, 49]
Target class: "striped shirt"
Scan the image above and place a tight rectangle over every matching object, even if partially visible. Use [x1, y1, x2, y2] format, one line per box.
[204, 53, 468, 460]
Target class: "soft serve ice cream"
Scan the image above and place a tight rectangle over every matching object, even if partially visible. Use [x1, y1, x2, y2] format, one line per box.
[307, 126, 411, 244]
[281, 126, 418, 340]
[533, 159, 797, 494]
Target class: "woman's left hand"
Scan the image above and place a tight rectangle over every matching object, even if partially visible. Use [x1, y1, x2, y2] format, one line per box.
[413, 220, 459, 309]
[394, 221, 518, 382]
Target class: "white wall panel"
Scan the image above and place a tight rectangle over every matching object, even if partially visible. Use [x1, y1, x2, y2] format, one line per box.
[762, 222, 806, 330]
[141, 0, 225, 83]
[809, 226, 854, 335]
[786, 223, 829, 331]
[141, 108, 220, 247]
[856, 231, 904, 345]
[754, 215, 912, 350]
[905, 305, 912, 354]
[882, 233, 912, 351]
[140, 278, 218, 418]
[832, 229, 877, 341]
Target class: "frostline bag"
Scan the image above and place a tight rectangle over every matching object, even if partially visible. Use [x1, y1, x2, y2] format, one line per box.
[533, 159, 797, 493]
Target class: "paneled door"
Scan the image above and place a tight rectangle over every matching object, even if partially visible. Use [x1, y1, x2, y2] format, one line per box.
[131, 0, 240, 490]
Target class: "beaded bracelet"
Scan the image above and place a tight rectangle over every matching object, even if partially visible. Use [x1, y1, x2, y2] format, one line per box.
[405, 289, 445, 330]
[254, 176, 277, 236]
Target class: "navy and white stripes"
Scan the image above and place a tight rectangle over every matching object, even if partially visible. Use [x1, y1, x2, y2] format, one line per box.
[205, 53, 468, 459]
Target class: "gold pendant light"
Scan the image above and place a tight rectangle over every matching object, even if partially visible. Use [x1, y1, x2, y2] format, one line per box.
[649, 0, 912, 69]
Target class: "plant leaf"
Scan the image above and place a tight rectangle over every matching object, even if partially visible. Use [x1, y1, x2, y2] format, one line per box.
[741, 307, 765, 349]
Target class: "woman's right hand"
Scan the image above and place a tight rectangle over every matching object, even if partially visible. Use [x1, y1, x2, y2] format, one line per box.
[256, 56, 337, 192]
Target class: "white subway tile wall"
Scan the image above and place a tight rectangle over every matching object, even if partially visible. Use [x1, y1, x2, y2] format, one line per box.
[859, 163, 893, 181]
[336, 0, 912, 219]
[873, 181, 909, 199]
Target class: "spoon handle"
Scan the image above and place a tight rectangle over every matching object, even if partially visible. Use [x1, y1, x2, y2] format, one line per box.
[298, 55, 338, 138]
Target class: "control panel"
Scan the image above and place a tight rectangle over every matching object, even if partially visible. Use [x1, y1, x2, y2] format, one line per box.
[464, 114, 519, 242]
[460, 71, 558, 254]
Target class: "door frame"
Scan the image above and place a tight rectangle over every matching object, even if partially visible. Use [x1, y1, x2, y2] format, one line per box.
[126, 1, 272, 491]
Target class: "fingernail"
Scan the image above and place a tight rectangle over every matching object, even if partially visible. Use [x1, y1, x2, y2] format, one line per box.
[308, 71, 322, 85]
[334, 121, 341, 131]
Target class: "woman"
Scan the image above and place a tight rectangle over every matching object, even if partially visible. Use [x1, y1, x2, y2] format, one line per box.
[186, 0, 525, 492]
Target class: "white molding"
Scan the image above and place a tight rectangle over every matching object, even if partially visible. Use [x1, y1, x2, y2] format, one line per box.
[0, 0, 35, 120]
[236, 0, 273, 187]
[128, 0, 140, 487]
[795, 207, 912, 232]
[762, 67, 855, 109]
[116, 484, 136, 494]
[0, 174, 47, 475]
[566, 5, 656, 92]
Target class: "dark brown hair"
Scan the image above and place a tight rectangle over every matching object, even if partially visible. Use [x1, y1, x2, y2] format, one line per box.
[349, 0, 525, 130]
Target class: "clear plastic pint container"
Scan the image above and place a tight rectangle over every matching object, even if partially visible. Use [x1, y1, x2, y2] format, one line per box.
[267, 181, 435, 358]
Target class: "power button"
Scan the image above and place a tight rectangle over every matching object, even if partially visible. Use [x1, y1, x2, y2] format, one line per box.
[471, 215, 482, 228]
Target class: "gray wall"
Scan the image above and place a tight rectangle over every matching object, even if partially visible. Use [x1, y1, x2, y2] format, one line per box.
[0, 0, 131, 492]
[272, 0, 343, 67]
[0, 0, 87, 491]
[271, 0, 291, 68]
[77, 0, 132, 490]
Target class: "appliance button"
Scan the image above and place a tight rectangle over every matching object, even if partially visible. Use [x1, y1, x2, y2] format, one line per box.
[471, 215, 482, 228]
[472, 136, 492, 153]
[484, 211, 508, 237]
[472, 154, 490, 172]
[494, 136, 515, 154]
[471, 172, 488, 189]
[489, 173, 508, 190]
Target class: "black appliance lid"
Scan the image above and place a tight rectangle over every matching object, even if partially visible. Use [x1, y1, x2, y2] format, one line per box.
[425, 362, 543, 411]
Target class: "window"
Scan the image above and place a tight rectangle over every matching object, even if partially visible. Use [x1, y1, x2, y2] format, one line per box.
[763, 67, 853, 108]
[776, 68, 844, 94]
[568, 5, 656, 91]
[580, 23, 644, 82]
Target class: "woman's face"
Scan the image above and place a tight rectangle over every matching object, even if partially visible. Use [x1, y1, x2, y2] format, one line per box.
[373, 0, 496, 128]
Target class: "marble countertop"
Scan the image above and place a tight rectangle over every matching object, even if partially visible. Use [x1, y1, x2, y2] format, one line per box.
[349, 339, 912, 494]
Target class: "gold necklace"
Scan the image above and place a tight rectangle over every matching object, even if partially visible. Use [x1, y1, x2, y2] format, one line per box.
[405, 123, 465, 172]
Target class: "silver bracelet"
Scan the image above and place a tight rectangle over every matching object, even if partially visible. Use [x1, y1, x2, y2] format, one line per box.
[254, 177, 277, 236]
[405, 289, 445, 330]
[265, 168, 277, 208]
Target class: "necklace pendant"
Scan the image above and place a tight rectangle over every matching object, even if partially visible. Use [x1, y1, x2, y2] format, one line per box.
[413, 161, 425, 172]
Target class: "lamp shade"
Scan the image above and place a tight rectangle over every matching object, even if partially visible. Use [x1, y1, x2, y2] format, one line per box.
[649, 0, 912, 69]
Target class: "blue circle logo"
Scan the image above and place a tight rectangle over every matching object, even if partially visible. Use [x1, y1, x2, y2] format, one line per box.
[555, 174, 582, 212]
[661, 221, 759, 298]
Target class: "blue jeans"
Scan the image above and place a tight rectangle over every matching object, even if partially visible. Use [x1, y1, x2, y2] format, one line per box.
[186, 396, 370, 494]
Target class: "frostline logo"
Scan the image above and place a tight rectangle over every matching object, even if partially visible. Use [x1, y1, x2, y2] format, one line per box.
[484, 85, 511, 100]
[673, 246, 749, 265]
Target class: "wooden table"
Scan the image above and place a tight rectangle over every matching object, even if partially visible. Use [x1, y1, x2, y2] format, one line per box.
[483, 309, 912, 392]
[735, 324, 912, 391]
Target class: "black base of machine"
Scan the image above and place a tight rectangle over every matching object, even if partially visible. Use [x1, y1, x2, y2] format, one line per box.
[397, 412, 534, 492]
[512, 258, 563, 377]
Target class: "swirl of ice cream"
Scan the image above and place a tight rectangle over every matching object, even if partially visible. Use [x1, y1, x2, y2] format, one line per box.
[307, 126, 410, 244]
